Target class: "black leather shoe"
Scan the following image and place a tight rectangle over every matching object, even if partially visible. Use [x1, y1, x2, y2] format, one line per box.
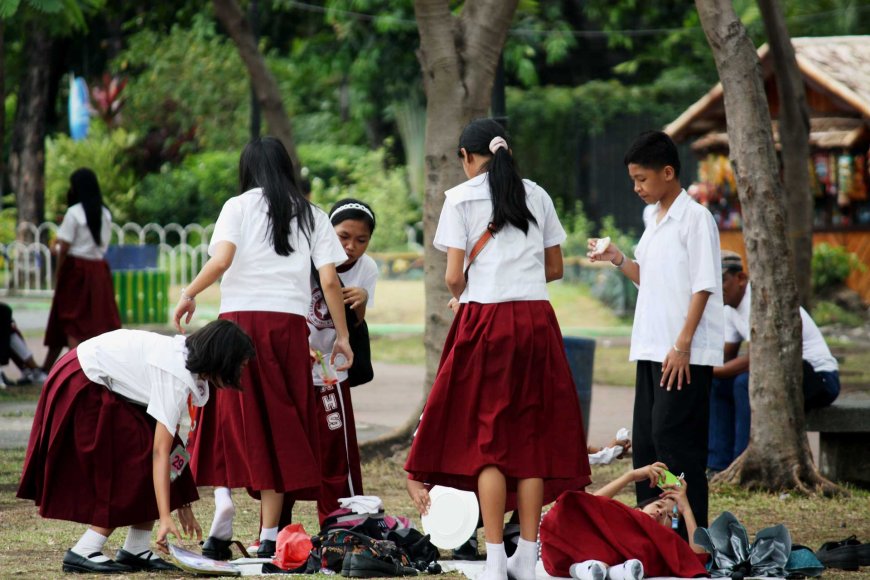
[62, 550, 134, 574]
[344, 551, 419, 578]
[115, 549, 180, 571]
[452, 537, 478, 561]
[257, 539, 276, 558]
[201, 536, 233, 560]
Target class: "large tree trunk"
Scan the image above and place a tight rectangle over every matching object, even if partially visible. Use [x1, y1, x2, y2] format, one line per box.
[0, 21, 5, 199]
[695, 0, 837, 493]
[757, 0, 813, 308]
[362, 0, 518, 458]
[9, 22, 51, 239]
[212, 0, 302, 184]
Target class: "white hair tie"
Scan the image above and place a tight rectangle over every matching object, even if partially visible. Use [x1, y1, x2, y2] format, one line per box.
[489, 136, 508, 154]
[330, 202, 374, 221]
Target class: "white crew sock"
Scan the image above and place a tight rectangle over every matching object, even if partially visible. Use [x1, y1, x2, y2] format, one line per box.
[123, 527, 152, 556]
[607, 559, 644, 580]
[71, 529, 110, 563]
[507, 537, 538, 580]
[259, 526, 278, 542]
[481, 542, 508, 580]
[569, 560, 608, 580]
[10, 332, 31, 360]
[208, 487, 235, 540]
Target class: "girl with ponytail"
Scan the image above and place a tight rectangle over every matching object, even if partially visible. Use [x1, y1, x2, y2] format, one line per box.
[43, 168, 121, 371]
[174, 137, 353, 560]
[405, 119, 591, 580]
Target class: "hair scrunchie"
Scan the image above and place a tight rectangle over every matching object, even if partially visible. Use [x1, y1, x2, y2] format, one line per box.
[489, 136, 508, 154]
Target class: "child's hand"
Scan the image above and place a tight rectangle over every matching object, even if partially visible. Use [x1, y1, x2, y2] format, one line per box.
[332, 338, 354, 371]
[177, 505, 203, 542]
[155, 515, 183, 554]
[173, 297, 196, 334]
[407, 480, 431, 516]
[342, 287, 368, 310]
[447, 297, 460, 315]
[661, 346, 691, 391]
[660, 476, 690, 514]
[631, 462, 668, 488]
[609, 438, 632, 458]
[586, 238, 619, 263]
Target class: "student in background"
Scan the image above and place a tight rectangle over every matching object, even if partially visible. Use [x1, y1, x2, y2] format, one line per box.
[588, 131, 723, 534]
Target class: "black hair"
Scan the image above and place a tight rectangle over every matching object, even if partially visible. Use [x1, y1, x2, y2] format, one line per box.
[623, 131, 682, 178]
[329, 198, 376, 234]
[239, 137, 314, 256]
[185, 319, 255, 390]
[458, 118, 536, 234]
[69, 168, 107, 246]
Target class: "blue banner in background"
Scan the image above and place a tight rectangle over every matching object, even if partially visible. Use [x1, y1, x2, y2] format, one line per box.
[68, 76, 90, 141]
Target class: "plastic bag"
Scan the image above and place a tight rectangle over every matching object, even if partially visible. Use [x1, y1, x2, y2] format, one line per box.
[273, 523, 313, 571]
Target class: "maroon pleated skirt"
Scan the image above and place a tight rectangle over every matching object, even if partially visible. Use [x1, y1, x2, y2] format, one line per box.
[44, 256, 121, 347]
[188, 312, 321, 498]
[405, 301, 591, 503]
[17, 350, 199, 528]
[541, 491, 708, 578]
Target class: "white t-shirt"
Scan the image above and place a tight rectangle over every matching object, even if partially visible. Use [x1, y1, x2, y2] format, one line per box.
[76, 330, 210, 435]
[209, 189, 347, 315]
[56, 203, 112, 260]
[433, 174, 566, 303]
[630, 190, 724, 366]
[307, 254, 378, 385]
[724, 283, 838, 372]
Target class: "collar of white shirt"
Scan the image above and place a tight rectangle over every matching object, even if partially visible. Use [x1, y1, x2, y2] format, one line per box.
[656, 189, 690, 224]
[445, 173, 490, 203]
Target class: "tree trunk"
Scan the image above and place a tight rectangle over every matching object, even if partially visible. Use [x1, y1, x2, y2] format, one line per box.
[361, 1, 518, 457]
[0, 20, 5, 199]
[212, 0, 302, 184]
[695, 0, 837, 494]
[9, 22, 51, 238]
[757, 0, 813, 309]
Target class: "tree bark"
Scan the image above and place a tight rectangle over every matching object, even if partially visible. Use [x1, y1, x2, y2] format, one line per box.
[0, 20, 5, 199]
[757, 0, 813, 308]
[9, 21, 51, 238]
[212, 0, 302, 184]
[695, 0, 837, 494]
[417, 0, 517, 391]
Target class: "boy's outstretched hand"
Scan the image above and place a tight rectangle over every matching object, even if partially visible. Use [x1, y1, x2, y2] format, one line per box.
[586, 238, 620, 263]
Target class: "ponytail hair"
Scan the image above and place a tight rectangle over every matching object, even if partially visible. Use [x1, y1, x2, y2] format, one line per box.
[69, 168, 107, 246]
[457, 118, 536, 234]
[239, 137, 313, 256]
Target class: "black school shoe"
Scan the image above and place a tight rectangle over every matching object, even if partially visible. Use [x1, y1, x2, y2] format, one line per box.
[342, 551, 419, 578]
[62, 550, 134, 574]
[201, 536, 234, 560]
[817, 535, 870, 570]
[257, 539, 277, 559]
[452, 537, 478, 561]
[115, 549, 180, 571]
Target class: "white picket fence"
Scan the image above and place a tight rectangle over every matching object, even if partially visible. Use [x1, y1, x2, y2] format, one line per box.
[0, 221, 215, 296]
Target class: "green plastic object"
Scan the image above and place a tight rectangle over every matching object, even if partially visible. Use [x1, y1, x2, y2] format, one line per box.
[112, 269, 169, 324]
[658, 469, 682, 488]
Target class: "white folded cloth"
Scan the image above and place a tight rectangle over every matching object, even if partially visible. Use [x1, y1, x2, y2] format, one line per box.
[588, 428, 631, 466]
[338, 495, 384, 514]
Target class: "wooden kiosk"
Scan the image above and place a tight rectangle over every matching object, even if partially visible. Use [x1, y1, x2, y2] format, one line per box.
[666, 36, 870, 302]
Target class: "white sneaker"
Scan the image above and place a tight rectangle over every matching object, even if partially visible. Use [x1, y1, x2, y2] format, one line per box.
[570, 560, 608, 580]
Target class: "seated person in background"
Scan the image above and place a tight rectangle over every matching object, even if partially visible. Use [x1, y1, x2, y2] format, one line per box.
[708, 251, 840, 474]
[0, 303, 48, 387]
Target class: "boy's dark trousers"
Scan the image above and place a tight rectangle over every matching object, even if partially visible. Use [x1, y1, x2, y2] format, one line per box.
[632, 360, 713, 534]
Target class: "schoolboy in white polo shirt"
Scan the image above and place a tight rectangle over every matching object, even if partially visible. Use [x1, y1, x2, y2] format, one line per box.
[588, 131, 723, 532]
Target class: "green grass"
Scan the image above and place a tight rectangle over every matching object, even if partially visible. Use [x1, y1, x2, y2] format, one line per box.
[3, 448, 869, 579]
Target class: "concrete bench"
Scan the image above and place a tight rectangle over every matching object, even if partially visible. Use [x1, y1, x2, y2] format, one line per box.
[806, 398, 870, 487]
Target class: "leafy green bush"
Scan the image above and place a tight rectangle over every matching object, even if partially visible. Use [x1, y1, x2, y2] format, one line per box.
[114, 15, 249, 153]
[302, 143, 419, 252]
[133, 151, 238, 226]
[811, 243, 866, 293]
[812, 300, 865, 328]
[45, 121, 138, 223]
